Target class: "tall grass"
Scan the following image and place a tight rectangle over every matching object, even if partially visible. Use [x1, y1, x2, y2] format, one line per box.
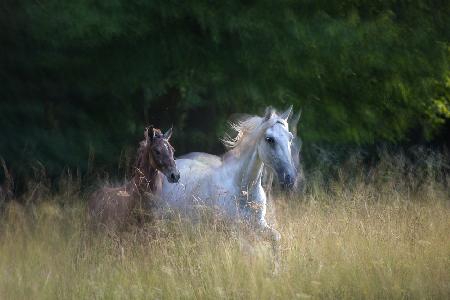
[0, 150, 449, 299]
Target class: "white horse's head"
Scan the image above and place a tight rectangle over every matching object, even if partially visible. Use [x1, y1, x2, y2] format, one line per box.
[223, 106, 298, 190]
[257, 107, 297, 190]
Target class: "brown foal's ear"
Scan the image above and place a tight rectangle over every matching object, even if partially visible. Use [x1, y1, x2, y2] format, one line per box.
[145, 125, 155, 143]
[163, 127, 173, 140]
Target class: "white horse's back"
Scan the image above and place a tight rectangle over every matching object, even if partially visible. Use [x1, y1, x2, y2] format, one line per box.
[160, 158, 208, 209]
[179, 152, 222, 168]
[161, 156, 244, 218]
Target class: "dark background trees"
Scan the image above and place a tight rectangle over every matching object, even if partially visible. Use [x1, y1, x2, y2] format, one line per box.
[1, 0, 449, 181]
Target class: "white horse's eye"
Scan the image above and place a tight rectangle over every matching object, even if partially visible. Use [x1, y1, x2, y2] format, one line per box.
[265, 136, 275, 144]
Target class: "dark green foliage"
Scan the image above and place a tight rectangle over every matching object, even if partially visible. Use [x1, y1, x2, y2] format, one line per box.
[0, 0, 449, 177]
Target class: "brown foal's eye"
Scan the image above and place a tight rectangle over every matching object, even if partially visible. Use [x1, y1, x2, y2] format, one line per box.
[154, 150, 160, 155]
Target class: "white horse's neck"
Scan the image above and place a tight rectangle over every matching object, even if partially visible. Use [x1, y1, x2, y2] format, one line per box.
[229, 146, 264, 194]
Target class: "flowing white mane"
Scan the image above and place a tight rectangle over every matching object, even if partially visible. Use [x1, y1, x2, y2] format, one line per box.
[222, 108, 289, 153]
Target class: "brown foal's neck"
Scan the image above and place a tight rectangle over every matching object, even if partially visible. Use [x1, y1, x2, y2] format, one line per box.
[128, 142, 159, 196]
[131, 165, 158, 195]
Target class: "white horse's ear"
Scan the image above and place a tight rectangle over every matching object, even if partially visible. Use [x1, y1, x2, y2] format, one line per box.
[163, 127, 173, 140]
[264, 107, 275, 121]
[289, 109, 301, 136]
[280, 105, 293, 121]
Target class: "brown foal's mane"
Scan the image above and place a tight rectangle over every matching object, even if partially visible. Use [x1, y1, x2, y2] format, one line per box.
[130, 126, 162, 194]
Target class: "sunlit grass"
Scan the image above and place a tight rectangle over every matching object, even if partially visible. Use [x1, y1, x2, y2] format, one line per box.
[1, 153, 449, 299]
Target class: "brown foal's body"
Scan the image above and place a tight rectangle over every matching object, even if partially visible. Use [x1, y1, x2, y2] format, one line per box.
[88, 126, 179, 230]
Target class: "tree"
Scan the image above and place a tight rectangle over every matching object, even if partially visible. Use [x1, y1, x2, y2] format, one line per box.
[0, 0, 449, 177]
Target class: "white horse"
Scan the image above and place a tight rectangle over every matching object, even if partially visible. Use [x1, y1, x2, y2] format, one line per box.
[159, 107, 298, 265]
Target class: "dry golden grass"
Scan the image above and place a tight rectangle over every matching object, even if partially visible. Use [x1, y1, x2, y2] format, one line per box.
[0, 152, 449, 299]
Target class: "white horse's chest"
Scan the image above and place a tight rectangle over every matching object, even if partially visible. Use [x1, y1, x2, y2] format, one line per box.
[161, 159, 266, 222]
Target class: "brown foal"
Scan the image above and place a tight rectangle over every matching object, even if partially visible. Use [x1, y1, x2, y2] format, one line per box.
[87, 126, 180, 230]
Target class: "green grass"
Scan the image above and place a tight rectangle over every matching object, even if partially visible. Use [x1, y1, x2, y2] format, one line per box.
[1, 154, 449, 299]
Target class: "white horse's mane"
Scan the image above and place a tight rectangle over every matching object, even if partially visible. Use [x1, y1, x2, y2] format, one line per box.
[221, 108, 288, 153]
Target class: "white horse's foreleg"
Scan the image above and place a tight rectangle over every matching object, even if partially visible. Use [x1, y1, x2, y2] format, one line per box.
[259, 223, 281, 274]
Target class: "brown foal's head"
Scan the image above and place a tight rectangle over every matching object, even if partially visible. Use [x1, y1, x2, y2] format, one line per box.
[144, 126, 180, 183]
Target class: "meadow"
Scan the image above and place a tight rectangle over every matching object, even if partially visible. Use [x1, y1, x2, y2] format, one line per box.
[0, 150, 449, 299]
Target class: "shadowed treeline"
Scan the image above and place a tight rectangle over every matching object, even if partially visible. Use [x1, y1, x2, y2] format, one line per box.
[0, 1, 449, 183]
